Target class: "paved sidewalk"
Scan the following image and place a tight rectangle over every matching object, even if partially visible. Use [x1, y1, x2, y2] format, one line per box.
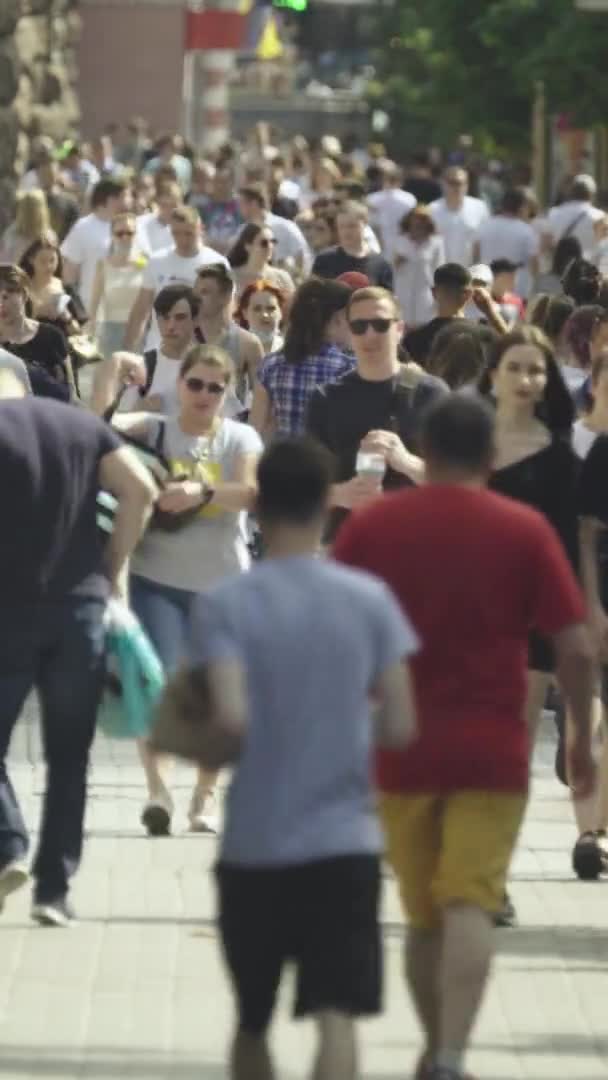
[2, 706, 608, 1080]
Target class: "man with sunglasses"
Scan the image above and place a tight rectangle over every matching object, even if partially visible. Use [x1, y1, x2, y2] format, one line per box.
[306, 286, 446, 540]
[429, 168, 488, 267]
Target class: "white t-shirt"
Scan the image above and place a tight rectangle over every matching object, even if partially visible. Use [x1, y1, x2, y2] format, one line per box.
[61, 213, 111, 311]
[572, 419, 598, 460]
[547, 201, 605, 259]
[141, 245, 229, 349]
[265, 212, 311, 270]
[476, 216, 539, 297]
[429, 196, 489, 266]
[367, 188, 417, 257]
[136, 212, 172, 255]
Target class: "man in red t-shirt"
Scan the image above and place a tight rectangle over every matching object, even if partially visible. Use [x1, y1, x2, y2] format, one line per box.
[334, 394, 595, 1080]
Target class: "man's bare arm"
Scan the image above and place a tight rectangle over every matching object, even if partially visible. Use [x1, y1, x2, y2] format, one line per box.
[123, 287, 155, 351]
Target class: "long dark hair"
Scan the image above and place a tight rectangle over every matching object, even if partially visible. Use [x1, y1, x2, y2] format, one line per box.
[428, 323, 497, 390]
[477, 325, 574, 435]
[562, 257, 601, 305]
[552, 235, 581, 278]
[20, 236, 63, 280]
[283, 277, 351, 365]
[564, 305, 608, 369]
[228, 223, 265, 269]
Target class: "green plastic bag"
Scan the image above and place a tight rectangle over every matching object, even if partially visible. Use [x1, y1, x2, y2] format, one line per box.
[98, 600, 165, 739]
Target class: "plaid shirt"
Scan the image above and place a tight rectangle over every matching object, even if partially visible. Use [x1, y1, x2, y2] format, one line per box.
[258, 343, 354, 436]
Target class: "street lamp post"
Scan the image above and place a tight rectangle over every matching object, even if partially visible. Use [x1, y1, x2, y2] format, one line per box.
[184, 0, 244, 152]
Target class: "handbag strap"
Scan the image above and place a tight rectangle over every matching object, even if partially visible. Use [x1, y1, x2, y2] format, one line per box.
[561, 209, 588, 242]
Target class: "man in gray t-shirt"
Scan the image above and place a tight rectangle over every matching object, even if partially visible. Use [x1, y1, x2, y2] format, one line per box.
[162, 436, 418, 1080]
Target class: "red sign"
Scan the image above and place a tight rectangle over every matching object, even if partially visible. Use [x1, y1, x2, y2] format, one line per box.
[185, 10, 246, 50]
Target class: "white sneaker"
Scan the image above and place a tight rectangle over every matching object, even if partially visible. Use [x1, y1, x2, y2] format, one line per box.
[0, 860, 29, 913]
[31, 897, 76, 928]
[141, 789, 174, 836]
[188, 789, 219, 834]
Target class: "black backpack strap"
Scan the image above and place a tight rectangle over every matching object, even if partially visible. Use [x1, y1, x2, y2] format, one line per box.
[154, 418, 165, 456]
[141, 349, 158, 397]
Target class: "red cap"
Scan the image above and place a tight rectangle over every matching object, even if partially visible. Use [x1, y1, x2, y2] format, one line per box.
[336, 271, 371, 290]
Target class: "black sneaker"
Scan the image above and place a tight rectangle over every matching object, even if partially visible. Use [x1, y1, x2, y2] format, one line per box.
[493, 890, 517, 928]
[31, 897, 76, 927]
[572, 831, 607, 880]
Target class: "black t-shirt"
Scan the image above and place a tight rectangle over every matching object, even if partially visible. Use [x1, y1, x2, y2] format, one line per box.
[312, 246, 394, 290]
[2, 322, 70, 400]
[579, 435, 608, 523]
[404, 177, 442, 204]
[0, 398, 121, 601]
[306, 368, 446, 537]
[404, 317, 475, 366]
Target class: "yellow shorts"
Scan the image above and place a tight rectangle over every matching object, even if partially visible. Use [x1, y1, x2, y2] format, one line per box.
[379, 790, 527, 930]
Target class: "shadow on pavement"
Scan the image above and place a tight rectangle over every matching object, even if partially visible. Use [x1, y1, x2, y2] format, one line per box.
[0, 1051, 228, 1078]
[494, 923, 608, 960]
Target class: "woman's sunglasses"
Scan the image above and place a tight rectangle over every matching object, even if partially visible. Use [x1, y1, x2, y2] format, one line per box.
[184, 376, 226, 395]
[349, 318, 396, 336]
[114, 230, 134, 238]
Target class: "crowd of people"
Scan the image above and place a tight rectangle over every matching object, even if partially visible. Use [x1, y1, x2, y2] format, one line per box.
[1, 123, 608, 1080]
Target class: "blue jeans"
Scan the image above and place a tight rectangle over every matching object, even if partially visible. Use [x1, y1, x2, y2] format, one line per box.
[130, 576, 199, 675]
[0, 597, 106, 902]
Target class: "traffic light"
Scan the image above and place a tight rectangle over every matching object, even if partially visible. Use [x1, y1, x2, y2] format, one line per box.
[273, 0, 308, 10]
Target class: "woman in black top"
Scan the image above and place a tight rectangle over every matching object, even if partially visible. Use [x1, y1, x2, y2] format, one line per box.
[478, 326, 578, 724]
[479, 326, 591, 901]
[0, 263, 75, 400]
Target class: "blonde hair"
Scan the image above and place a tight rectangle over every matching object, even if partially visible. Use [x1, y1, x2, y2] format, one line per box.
[180, 344, 234, 385]
[15, 189, 51, 240]
[171, 205, 200, 229]
[347, 286, 401, 318]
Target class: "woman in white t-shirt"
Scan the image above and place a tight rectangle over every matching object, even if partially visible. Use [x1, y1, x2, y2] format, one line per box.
[392, 207, 445, 328]
[114, 345, 262, 835]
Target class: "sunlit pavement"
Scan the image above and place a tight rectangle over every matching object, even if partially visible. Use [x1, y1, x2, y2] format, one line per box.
[2, 704, 607, 1079]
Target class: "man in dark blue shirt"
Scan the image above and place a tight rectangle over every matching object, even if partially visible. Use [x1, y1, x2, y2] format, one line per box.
[0, 372, 155, 926]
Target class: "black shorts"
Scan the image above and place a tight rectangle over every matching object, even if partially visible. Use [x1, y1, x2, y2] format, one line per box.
[216, 854, 381, 1035]
[529, 631, 554, 674]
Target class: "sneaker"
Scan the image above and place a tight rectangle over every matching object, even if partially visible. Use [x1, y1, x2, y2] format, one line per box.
[572, 831, 608, 880]
[0, 860, 29, 913]
[188, 788, 219, 834]
[31, 897, 76, 927]
[493, 890, 517, 928]
[141, 791, 173, 836]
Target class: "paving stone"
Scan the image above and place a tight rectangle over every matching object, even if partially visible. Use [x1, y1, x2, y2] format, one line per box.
[2, 705, 608, 1078]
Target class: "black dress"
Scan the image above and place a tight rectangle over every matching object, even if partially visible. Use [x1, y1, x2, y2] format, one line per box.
[489, 438, 580, 672]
